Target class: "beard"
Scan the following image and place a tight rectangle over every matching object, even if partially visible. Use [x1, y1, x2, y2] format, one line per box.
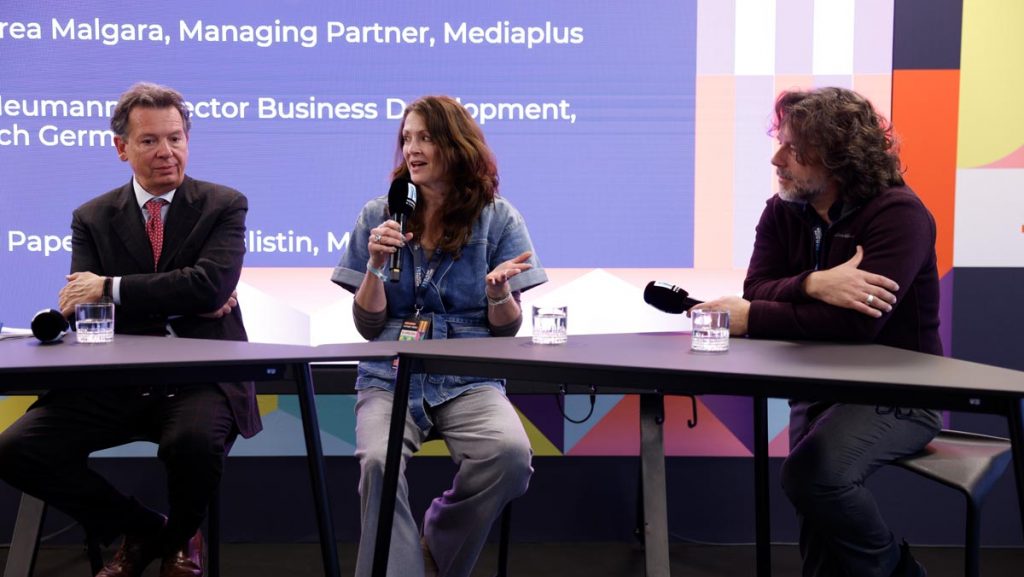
[777, 173, 828, 204]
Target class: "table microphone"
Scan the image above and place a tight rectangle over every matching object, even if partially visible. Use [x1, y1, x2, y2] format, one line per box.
[643, 281, 703, 314]
[31, 308, 70, 343]
[386, 178, 418, 282]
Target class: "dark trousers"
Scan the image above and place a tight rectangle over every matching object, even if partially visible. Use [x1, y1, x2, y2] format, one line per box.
[781, 401, 941, 577]
[0, 385, 237, 552]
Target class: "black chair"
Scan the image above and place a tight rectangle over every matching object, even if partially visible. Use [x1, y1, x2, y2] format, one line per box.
[22, 487, 502, 577]
[494, 503, 512, 577]
[2, 491, 223, 577]
[894, 429, 1012, 577]
[8, 434, 230, 577]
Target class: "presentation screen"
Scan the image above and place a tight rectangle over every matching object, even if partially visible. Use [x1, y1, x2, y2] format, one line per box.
[0, 1, 697, 325]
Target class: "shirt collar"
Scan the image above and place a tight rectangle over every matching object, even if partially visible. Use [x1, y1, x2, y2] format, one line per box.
[132, 177, 177, 211]
[794, 198, 858, 228]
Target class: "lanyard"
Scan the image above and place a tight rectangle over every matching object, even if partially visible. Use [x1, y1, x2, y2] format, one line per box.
[411, 243, 444, 316]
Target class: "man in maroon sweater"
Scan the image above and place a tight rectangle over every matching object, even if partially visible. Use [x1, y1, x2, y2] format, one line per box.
[697, 87, 941, 577]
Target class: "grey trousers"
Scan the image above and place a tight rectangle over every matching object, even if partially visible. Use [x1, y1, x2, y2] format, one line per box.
[353, 385, 533, 577]
[781, 401, 942, 577]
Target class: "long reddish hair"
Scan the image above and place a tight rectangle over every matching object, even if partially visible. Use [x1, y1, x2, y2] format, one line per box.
[391, 96, 498, 255]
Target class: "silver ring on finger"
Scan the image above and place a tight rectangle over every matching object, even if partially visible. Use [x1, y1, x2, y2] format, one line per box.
[865, 294, 875, 306]
[373, 233, 382, 243]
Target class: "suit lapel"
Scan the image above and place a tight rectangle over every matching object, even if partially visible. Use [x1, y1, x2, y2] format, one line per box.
[159, 176, 201, 271]
[111, 182, 155, 272]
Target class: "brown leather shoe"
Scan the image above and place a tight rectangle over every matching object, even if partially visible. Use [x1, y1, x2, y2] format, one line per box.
[95, 531, 162, 577]
[159, 530, 204, 577]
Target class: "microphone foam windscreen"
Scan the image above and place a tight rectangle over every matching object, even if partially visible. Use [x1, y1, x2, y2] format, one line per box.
[388, 179, 417, 217]
[643, 281, 691, 314]
[31, 308, 69, 343]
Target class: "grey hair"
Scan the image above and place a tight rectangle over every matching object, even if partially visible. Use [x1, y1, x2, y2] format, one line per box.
[109, 82, 191, 138]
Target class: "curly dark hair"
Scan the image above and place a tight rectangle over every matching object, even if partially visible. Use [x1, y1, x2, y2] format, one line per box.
[391, 95, 498, 255]
[109, 82, 191, 138]
[771, 87, 903, 203]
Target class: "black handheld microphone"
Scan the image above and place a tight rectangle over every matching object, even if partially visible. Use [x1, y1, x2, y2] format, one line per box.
[31, 308, 70, 343]
[643, 281, 704, 314]
[386, 178, 418, 282]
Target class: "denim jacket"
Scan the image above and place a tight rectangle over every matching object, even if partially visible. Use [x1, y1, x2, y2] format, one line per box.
[331, 195, 547, 430]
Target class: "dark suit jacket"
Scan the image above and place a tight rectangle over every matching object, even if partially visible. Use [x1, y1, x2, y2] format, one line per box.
[69, 175, 261, 438]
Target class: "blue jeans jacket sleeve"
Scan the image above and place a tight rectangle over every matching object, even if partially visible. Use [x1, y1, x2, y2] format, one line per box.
[331, 195, 388, 293]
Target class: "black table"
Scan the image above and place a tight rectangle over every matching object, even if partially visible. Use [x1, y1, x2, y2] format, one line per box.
[372, 332, 1024, 577]
[0, 334, 398, 577]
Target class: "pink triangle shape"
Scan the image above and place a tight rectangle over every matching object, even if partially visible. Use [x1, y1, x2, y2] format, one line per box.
[769, 428, 791, 457]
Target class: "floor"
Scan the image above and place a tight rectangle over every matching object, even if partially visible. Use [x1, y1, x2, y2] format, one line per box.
[5, 542, 1024, 577]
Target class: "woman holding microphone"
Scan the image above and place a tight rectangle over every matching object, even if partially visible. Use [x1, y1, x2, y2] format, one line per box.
[332, 95, 547, 577]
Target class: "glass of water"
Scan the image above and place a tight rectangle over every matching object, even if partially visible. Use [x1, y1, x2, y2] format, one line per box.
[531, 304, 567, 345]
[690, 309, 729, 352]
[75, 302, 115, 344]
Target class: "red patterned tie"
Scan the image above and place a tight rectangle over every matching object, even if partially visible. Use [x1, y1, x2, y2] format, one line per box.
[145, 198, 168, 271]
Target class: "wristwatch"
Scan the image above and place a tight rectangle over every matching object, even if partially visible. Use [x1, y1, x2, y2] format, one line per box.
[102, 276, 113, 303]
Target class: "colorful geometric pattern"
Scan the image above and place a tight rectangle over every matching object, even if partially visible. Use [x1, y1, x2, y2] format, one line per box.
[947, 0, 1024, 370]
[952, 0, 1024, 267]
[891, 0, 1023, 371]
[695, 0, 896, 270]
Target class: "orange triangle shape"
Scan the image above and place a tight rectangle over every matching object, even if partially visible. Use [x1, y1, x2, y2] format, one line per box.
[568, 395, 641, 456]
[568, 395, 752, 457]
[664, 396, 752, 457]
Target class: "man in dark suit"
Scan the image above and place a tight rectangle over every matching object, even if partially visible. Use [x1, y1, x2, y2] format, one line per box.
[0, 82, 260, 577]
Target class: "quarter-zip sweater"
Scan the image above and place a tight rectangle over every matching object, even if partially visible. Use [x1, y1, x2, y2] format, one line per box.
[743, 185, 942, 355]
